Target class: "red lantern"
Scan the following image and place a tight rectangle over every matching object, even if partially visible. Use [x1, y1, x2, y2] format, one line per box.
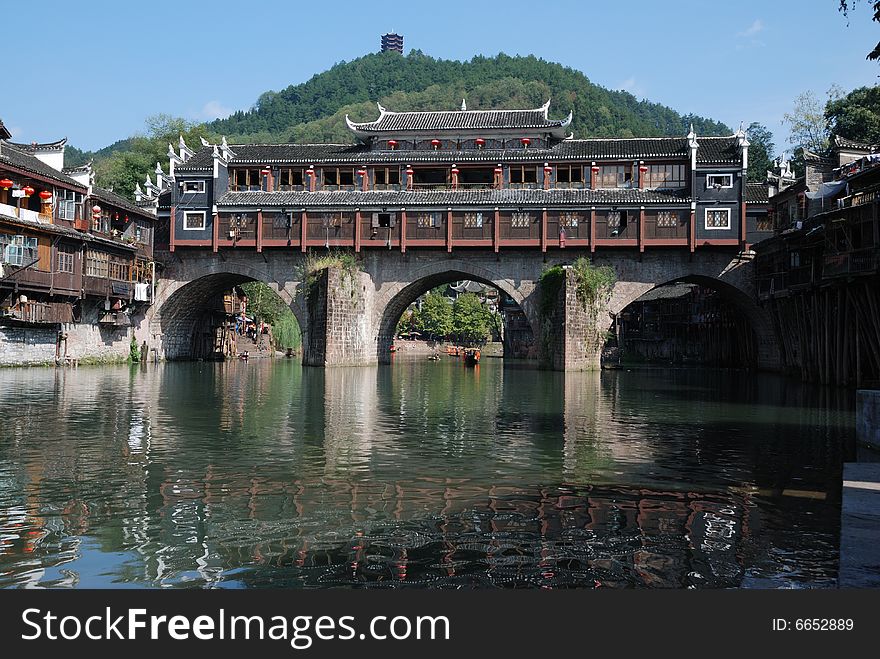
[405, 167, 414, 175]
[451, 167, 460, 175]
[591, 165, 600, 173]
[22, 186, 35, 197]
[431, 139, 441, 149]
[38, 190, 53, 201]
[357, 169, 367, 177]
[387, 140, 398, 149]
[638, 164, 648, 174]
[124, 216, 129, 223]
[475, 138, 485, 148]
[520, 138, 531, 147]
[544, 165, 553, 173]
[0, 179, 14, 190]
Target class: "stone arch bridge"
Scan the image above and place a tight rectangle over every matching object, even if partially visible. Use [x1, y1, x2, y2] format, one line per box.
[148, 248, 780, 370]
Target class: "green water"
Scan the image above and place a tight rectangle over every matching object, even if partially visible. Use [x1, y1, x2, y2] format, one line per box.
[0, 358, 855, 588]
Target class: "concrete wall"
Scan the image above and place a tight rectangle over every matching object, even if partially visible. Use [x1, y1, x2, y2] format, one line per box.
[857, 390, 880, 449]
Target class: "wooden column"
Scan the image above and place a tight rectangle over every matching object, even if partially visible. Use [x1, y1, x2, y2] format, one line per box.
[447, 209, 453, 253]
[301, 210, 308, 252]
[355, 210, 362, 252]
[638, 207, 645, 253]
[400, 210, 407, 253]
[256, 209, 263, 252]
[212, 212, 218, 252]
[493, 208, 500, 252]
[590, 208, 596, 253]
[169, 205, 176, 252]
[689, 208, 696, 253]
[541, 208, 547, 252]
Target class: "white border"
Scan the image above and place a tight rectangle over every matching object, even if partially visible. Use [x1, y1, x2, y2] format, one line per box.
[182, 180, 205, 193]
[704, 207, 731, 230]
[183, 211, 206, 231]
[706, 173, 733, 189]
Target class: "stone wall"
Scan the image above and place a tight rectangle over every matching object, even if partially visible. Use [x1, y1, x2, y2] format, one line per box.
[305, 266, 376, 366]
[0, 300, 146, 367]
[540, 267, 612, 371]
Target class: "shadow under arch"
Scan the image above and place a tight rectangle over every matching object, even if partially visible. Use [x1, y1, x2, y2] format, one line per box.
[612, 274, 778, 369]
[375, 267, 538, 363]
[157, 272, 306, 360]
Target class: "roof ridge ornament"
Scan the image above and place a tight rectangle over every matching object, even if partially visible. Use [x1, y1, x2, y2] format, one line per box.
[200, 136, 211, 147]
[540, 99, 551, 118]
[687, 123, 699, 149]
[377, 102, 387, 115]
[461, 98, 467, 112]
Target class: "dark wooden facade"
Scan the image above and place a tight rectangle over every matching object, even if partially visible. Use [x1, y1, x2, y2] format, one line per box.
[0, 136, 157, 325]
[161, 103, 751, 256]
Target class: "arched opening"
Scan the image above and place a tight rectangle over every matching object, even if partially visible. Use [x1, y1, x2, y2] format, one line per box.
[376, 270, 537, 363]
[158, 273, 304, 361]
[607, 275, 762, 369]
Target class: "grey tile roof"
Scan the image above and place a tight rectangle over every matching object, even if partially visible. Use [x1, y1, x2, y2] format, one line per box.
[7, 138, 67, 152]
[834, 135, 878, 151]
[0, 141, 86, 189]
[745, 182, 770, 204]
[178, 135, 739, 169]
[348, 105, 569, 133]
[92, 187, 157, 221]
[217, 187, 691, 208]
[0, 210, 136, 252]
[0, 120, 10, 141]
[695, 137, 739, 164]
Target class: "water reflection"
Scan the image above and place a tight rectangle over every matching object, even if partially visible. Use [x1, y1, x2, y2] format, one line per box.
[0, 360, 854, 588]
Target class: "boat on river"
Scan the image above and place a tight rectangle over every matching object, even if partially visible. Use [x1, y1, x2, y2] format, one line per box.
[463, 348, 481, 366]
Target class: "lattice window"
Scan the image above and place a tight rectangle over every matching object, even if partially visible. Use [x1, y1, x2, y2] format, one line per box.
[109, 259, 130, 282]
[464, 212, 483, 228]
[417, 212, 441, 228]
[272, 214, 291, 230]
[657, 211, 678, 228]
[705, 208, 730, 229]
[511, 212, 531, 228]
[56, 249, 74, 273]
[3, 235, 38, 267]
[320, 213, 343, 228]
[560, 212, 581, 228]
[606, 211, 621, 228]
[85, 250, 109, 278]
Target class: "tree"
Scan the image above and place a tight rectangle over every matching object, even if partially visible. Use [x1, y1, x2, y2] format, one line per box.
[93, 115, 220, 197]
[452, 293, 491, 345]
[825, 85, 880, 143]
[417, 292, 452, 339]
[838, 1, 880, 61]
[783, 90, 831, 154]
[239, 281, 301, 350]
[746, 122, 774, 181]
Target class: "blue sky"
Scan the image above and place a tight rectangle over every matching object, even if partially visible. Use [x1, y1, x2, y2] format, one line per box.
[4, 0, 878, 153]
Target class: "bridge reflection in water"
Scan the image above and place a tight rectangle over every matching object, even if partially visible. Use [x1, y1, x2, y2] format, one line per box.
[0, 359, 854, 588]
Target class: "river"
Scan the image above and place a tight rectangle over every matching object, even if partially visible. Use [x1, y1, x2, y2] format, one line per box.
[0, 358, 855, 588]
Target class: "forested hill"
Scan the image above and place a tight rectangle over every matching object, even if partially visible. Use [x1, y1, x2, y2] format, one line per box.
[210, 51, 730, 143]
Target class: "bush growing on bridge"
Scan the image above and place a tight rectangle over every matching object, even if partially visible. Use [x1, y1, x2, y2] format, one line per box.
[539, 258, 616, 317]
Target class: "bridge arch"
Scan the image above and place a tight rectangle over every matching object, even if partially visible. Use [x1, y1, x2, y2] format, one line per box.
[372, 258, 540, 363]
[151, 259, 306, 360]
[609, 273, 780, 370]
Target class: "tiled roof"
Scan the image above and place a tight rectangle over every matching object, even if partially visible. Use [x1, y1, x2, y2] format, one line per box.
[695, 137, 739, 164]
[8, 138, 67, 152]
[0, 141, 85, 189]
[745, 182, 770, 204]
[347, 103, 570, 133]
[177, 135, 739, 169]
[217, 187, 691, 208]
[834, 135, 877, 151]
[92, 187, 157, 221]
[0, 120, 10, 141]
[0, 210, 135, 251]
